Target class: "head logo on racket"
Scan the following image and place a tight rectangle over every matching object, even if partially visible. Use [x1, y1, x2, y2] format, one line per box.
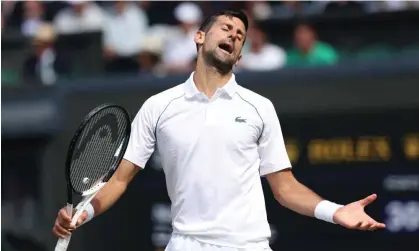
[73, 113, 120, 160]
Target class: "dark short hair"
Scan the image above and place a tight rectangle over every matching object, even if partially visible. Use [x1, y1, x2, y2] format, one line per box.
[196, 10, 249, 51]
[199, 10, 249, 33]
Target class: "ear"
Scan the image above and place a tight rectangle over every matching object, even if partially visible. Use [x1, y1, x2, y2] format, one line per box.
[194, 30, 205, 48]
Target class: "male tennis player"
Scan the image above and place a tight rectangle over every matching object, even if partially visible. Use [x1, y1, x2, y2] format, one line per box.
[53, 10, 385, 251]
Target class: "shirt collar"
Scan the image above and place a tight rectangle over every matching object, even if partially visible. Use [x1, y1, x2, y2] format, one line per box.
[183, 72, 238, 99]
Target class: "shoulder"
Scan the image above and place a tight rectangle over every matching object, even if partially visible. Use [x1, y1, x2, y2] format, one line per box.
[148, 84, 185, 106]
[266, 44, 286, 55]
[236, 85, 273, 108]
[315, 42, 337, 53]
[235, 86, 276, 117]
[86, 3, 104, 15]
[140, 83, 185, 116]
[314, 42, 338, 61]
[54, 8, 73, 21]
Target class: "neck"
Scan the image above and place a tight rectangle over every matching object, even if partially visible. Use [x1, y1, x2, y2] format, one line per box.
[300, 41, 315, 55]
[193, 56, 233, 99]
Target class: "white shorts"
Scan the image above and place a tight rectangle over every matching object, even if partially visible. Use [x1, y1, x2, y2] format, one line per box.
[165, 234, 273, 251]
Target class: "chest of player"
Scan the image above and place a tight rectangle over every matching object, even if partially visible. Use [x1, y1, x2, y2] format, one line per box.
[156, 98, 263, 152]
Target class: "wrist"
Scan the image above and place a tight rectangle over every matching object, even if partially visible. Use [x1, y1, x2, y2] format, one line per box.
[314, 200, 343, 224]
[83, 203, 95, 224]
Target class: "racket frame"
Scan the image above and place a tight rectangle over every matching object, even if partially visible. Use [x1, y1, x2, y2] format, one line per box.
[55, 104, 131, 251]
[65, 103, 130, 196]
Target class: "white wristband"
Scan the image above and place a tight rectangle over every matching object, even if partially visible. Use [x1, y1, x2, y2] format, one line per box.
[314, 200, 343, 224]
[80, 203, 95, 226]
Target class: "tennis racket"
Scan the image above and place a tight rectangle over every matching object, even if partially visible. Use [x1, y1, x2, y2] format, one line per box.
[54, 104, 131, 251]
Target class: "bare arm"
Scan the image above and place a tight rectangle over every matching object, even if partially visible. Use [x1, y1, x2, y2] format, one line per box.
[266, 168, 323, 217]
[257, 99, 384, 230]
[90, 159, 141, 217]
[266, 168, 386, 230]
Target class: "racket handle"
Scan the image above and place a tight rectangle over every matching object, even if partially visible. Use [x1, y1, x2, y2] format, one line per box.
[66, 203, 73, 217]
[54, 203, 73, 251]
[55, 236, 72, 251]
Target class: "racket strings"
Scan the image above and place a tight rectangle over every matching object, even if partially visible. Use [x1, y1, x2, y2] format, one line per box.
[70, 107, 128, 194]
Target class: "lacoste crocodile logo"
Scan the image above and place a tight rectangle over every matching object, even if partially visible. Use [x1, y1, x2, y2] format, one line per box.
[235, 116, 247, 123]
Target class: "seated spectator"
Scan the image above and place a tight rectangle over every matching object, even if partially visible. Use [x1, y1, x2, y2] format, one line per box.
[54, 0, 103, 34]
[162, 2, 202, 74]
[103, 1, 149, 73]
[22, 23, 72, 85]
[21, 1, 46, 37]
[244, 1, 273, 21]
[137, 36, 163, 74]
[287, 23, 338, 67]
[238, 24, 286, 71]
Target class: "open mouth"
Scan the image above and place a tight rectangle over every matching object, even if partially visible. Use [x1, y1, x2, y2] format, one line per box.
[218, 43, 233, 54]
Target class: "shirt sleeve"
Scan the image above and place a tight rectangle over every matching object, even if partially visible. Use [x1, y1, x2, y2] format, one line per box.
[258, 100, 292, 176]
[123, 98, 156, 169]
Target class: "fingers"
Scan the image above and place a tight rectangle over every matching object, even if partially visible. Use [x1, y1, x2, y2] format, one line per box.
[52, 207, 77, 238]
[75, 211, 88, 227]
[360, 194, 377, 207]
[359, 219, 375, 230]
[53, 207, 90, 239]
[352, 221, 362, 229]
[57, 208, 75, 229]
[367, 221, 386, 231]
[351, 219, 386, 231]
[348, 220, 372, 230]
[53, 219, 72, 238]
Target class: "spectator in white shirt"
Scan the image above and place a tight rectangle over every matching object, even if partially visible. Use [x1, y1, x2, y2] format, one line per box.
[54, 0, 104, 34]
[103, 1, 149, 73]
[103, 1, 149, 58]
[239, 24, 286, 71]
[21, 1, 46, 37]
[162, 2, 203, 74]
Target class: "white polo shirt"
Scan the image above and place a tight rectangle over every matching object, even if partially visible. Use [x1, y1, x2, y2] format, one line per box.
[124, 72, 291, 248]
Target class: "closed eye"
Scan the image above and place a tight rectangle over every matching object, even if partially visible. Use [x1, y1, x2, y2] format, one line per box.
[237, 30, 245, 41]
[222, 25, 230, 31]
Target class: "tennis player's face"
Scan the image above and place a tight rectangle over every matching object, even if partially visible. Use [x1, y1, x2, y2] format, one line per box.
[197, 16, 246, 72]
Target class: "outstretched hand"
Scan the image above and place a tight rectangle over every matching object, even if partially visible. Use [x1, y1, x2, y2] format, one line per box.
[333, 194, 386, 231]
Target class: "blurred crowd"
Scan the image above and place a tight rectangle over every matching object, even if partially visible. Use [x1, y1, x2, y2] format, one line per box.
[2, 0, 419, 86]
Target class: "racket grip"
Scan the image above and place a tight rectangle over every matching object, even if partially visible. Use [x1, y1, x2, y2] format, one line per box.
[66, 203, 73, 217]
[55, 236, 72, 251]
[54, 203, 73, 251]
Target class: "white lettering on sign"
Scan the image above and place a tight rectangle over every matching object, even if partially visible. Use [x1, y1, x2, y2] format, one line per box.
[385, 201, 419, 233]
[383, 175, 419, 192]
[151, 203, 172, 248]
